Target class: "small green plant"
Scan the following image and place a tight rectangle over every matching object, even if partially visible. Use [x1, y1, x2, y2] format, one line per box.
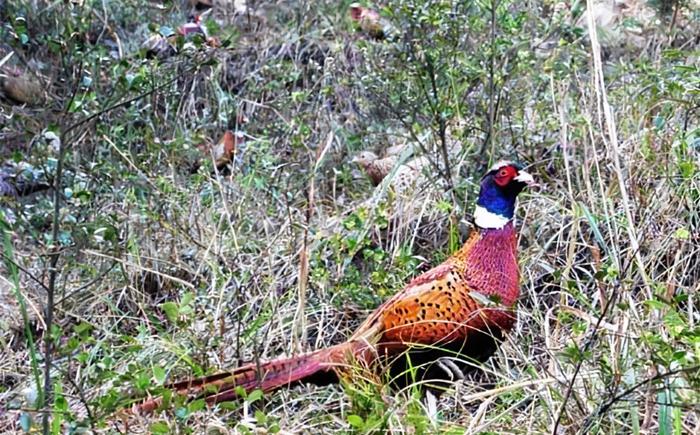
[0, 0, 698, 433]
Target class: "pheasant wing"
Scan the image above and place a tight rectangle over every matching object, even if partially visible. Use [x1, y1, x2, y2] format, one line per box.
[352, 260, 496, 348]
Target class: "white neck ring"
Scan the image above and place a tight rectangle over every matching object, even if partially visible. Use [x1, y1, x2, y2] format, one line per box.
[474, 205, 511, 229]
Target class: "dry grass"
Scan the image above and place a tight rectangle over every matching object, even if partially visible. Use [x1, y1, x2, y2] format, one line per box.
[1, 0, 699, 433]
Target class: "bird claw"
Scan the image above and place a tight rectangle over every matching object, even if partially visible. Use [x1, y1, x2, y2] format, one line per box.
[436, 358, 464, 381]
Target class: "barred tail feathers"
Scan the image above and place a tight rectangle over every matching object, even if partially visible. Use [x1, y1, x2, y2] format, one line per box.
[130, 343, 352, 414]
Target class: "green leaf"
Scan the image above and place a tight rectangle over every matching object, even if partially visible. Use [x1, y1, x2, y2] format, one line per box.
[673, 228, 690, 240]
[159, 26, 175, 37]
[152, 365, 166, 384]
[247, 389, 263, 403]
[175, 406, 189, 419]
[19, 413, 32, 432]
[181, 291, 194, 306]
[662, 310, 686, 336]
[658, 390, 670, 435]
[53, 383, 67, 412]
[51, 403, 63, 434]
[448, 217, 459, 253]
[644, 299, 667, 310]
[219, 401, 238, 410]
[161, 389, 172, 409]
[73, 321, 93, 336]
[678, 161, 695, 179]
[673, 404, 682, 435]
[347, 414, 364, 428]
[579, 203, 609, 255]
[150, 421, 170, 434]
[161, 302, 179, 324]
[188, 398, 205, 413]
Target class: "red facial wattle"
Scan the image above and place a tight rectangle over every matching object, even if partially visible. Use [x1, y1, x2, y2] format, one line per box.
[493, 165, 517, 187]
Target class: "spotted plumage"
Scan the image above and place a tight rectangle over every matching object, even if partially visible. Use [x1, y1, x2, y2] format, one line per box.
[126, 161, 534, 415]
[352, 149, 430, 195]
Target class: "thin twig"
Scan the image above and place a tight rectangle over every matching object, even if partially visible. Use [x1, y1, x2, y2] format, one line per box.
[55, 261, 117, 306]
[42, 57, 85, 434]
[584, 364, 700, 431]
[0, 252, 51, 294]
[483, 0, 499, 161]
[425, 54, 453, 192]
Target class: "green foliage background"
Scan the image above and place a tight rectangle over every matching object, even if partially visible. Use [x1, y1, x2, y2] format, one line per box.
[0, 0, 698, 433]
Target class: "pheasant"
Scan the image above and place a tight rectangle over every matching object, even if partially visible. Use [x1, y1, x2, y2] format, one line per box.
[128, 161, 534, 414]
[352, 148, 431, 195]
[0, 161, 51, 198]
[142, 14, 218, 59]
[1, 67, 44, 106]
[197, 130, 246, 171]
[348, 3, 395, 40]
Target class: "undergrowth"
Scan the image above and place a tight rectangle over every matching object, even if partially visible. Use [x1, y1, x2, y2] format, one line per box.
[0, 0, 698, 433]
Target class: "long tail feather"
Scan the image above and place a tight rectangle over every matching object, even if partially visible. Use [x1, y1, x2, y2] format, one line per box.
[129, 343, 353, 414]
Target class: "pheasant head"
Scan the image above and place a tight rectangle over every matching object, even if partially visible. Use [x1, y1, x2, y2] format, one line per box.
[474, 161, 534, 230]
[352, 151, 386, 185]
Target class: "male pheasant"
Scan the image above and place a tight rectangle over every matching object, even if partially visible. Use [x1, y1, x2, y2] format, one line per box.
[129, 161, 534, 414]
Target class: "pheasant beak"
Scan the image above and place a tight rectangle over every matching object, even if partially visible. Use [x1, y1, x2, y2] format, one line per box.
[514, 169, 536, 187]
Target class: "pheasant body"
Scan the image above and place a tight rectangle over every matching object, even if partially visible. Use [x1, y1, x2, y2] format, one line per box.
[128, 161, 534, 414]
[379, 222, 519, 343]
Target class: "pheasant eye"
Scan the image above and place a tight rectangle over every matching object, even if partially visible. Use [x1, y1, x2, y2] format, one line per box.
[493, 166, 514, 186]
